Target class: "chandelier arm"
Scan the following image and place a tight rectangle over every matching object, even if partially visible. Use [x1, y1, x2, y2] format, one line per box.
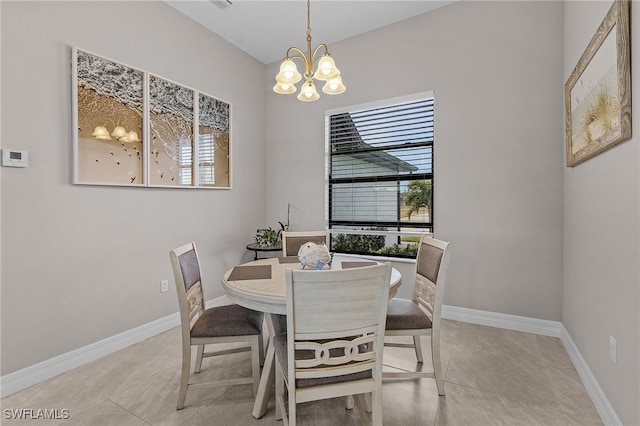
[287, 47, 313, 78]
[286, 47, 308, 63]
[312, 43, 330, 62]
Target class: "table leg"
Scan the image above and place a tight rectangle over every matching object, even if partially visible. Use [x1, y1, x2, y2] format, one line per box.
[252, 313, 282, 419]
[252, 339, 275, 418]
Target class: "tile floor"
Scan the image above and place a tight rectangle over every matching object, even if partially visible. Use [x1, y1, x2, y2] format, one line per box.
[1, 320, 603, 425]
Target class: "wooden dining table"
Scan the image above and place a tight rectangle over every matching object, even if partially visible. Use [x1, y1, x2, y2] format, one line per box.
[221, 254, 402, 419]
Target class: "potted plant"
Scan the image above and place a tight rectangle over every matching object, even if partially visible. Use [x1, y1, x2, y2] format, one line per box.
[254, 204, 294, 248]
[255, 226, 282, 248]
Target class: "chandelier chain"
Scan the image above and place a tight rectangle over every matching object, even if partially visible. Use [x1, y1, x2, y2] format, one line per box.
[306, 0, 311, 40]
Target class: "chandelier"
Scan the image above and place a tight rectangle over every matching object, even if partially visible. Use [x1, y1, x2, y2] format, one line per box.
[273, 0, 346, 102]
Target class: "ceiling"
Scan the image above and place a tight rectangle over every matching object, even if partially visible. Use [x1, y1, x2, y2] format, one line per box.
[164, 1, 455, 64]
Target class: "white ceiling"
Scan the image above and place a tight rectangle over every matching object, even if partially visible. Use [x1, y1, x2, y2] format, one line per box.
[164, 0, 455, 64]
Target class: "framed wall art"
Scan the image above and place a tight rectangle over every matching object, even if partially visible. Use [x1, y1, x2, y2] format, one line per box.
[73, 49, 145, 185]
[198, 92, 230, 188]
[148, 74, 195, 187]
[565, 0, 631, 167]
[72, 47, 232, 188]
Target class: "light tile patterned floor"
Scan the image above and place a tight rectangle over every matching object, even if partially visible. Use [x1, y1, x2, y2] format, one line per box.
[1, 320, 602, 425]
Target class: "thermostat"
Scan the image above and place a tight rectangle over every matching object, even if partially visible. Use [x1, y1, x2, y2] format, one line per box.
[2, 149, 28, 167]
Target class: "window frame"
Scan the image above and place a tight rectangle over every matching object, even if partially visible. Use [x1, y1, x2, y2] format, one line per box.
[325, 91, 435, 258]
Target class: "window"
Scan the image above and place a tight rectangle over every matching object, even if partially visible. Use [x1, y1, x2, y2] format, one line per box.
[326, 93, 434, 258]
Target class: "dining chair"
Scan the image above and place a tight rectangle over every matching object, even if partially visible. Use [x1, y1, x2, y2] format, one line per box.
[274, 263, 392, 426]
[281, 230, 329, 257]
[169, 241, 264, 409]
[383, 235, 452, 396]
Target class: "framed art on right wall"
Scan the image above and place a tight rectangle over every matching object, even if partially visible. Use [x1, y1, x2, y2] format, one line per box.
[565, 0, 631, 167]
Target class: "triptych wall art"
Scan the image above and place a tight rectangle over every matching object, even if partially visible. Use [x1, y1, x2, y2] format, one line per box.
[72, 48, 231, 188]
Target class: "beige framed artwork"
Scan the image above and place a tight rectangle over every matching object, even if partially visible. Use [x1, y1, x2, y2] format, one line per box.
[72, 47, 232, 188]
[148, 74, 195, 187]
[73, 49, 145, 185]
[565, 0, 631, 167]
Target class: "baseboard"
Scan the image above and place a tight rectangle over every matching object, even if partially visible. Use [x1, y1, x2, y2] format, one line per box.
[442, 304, 566, 337]
[0, 295, 231, 398]
[559, 324, 623, 426]
[442, 305, 620, 426]
[1, 300, 622, 426]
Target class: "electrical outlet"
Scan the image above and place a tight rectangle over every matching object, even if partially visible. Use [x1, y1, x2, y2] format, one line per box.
[609, 336, 616, 364]
[161, 279, 169, 293]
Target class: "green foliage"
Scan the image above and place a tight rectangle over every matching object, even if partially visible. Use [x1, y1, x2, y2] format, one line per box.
[401, 236, 421, 243]
[332, 232, 385, 253]
[405, 180, 432, 220]
[255, 227, 281, 247]
[376, 243, 419, 258]
[255, 209, 290, 247]
[331, 228, 418, 259]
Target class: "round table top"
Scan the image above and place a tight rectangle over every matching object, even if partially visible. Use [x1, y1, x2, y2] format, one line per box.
[222, 255, 402, 315]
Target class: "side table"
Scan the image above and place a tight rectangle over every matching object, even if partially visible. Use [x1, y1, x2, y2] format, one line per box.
[245, 243, 282, 260]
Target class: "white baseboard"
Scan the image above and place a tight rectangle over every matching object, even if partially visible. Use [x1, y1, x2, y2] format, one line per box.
[559, 324, 623, 426]
[0, 295, 231, 398]
[442, 305, 620, 426]
[1, 300, 621, 426]
[442, 305, 564, 337]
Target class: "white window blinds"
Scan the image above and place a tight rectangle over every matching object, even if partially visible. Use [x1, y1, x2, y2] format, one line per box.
[328, 95, 434, 231]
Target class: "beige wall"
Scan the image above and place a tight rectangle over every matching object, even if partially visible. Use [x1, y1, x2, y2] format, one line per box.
[264, 1, 565, 319]
[2, 1, 639, 423]
[563, 2, 640, 425]
[264, 2, 640, 421]
[0, 1, 267, 375]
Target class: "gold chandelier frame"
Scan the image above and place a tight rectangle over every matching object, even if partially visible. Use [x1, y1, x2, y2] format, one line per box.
[273, 0, 346, 102]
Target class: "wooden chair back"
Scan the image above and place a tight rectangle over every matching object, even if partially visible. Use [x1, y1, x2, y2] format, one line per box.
[285, 263, 391, 387]
[169, 242, 206, 335]
[413, 236, 452, 327]
[281, 230, 329, 257]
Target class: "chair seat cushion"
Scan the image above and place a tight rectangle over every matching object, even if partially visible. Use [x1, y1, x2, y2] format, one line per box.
[272, 335, 372, 388]
[191, 304, 263, 338]
[385, 298, 432, 330]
